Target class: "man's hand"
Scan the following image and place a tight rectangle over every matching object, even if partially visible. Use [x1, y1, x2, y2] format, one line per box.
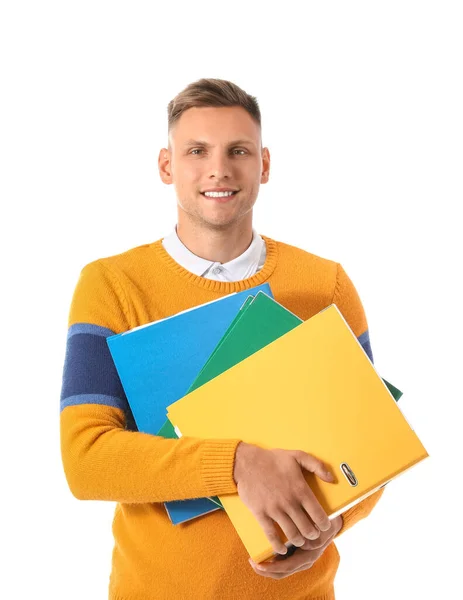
[248, 515, 343, 580]
[233, 442, 336, 555]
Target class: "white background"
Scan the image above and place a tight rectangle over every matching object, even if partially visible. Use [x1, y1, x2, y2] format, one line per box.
[1, 1, 462, 598]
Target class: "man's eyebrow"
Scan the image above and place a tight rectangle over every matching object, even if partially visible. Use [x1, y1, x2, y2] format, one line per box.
[183, 139, 256, 148]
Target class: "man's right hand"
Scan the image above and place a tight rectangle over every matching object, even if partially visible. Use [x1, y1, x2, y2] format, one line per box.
[233, 442, 335, 556]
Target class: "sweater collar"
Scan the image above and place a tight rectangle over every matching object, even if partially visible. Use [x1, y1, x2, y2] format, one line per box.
[162, 225, 266, 280]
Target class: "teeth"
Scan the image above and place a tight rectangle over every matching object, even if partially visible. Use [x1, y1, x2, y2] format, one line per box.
[204, 191, 236, 197]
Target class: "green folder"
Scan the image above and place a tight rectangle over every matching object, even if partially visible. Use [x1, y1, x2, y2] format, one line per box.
[188, 292, 303, 393]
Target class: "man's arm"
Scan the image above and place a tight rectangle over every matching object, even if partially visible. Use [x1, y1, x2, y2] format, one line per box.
[60, 260, 241, 503]
[330, 262, 386, 537]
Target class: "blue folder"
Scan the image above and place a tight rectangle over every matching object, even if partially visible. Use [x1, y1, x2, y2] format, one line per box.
[107, 283, 273, 525]
[106, 283, 273, 436]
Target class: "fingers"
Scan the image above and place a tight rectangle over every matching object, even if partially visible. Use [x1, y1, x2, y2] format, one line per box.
[255, 513, 289, 556]
[255, 505, 325, 555]
[255, 488, 330, 553]
[299, 487, 331, 533]
[285, 504, 321, 542]
[300, 535, 329, 551]
[274, 511, 309, 548]
[256, 502, 323, 554]
[286, 561, 316, 576]
[249, 546, 325, 579]
[300, 528, 335, 551]
[294, 451, 335, 485]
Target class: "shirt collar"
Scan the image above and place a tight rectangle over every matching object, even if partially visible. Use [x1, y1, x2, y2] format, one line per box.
[162, 226, 266, 279]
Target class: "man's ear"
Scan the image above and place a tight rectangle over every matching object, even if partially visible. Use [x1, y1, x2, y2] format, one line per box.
[158, 148, 173, 184]
[261, 147, 270, 184]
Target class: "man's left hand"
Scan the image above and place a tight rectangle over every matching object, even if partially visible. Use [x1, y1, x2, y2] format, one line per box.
[248, 515, 343, 580]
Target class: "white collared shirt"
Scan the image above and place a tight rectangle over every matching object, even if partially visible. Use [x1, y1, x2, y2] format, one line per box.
[162, 226, 267, 282]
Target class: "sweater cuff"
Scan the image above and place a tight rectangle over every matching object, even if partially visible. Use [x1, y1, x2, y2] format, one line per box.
[200, 439, 242, 496]
[334, 506, 360, 538]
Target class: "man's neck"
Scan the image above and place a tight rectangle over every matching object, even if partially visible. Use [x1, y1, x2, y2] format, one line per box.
[176, 216, 254, 264]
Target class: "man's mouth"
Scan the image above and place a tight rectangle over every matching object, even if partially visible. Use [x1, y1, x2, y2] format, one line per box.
[200, 190, 239, 203]
[201, 190, 239, 198]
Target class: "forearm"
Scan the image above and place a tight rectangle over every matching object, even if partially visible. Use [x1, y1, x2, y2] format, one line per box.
[60, 403, 241, 503]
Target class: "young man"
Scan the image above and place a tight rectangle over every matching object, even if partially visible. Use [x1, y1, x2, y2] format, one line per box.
[60, 78, 383, 600]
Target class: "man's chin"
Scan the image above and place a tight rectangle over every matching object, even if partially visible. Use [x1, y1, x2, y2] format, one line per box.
[201, 218, 237, 230]
[178, 204, 251, 230]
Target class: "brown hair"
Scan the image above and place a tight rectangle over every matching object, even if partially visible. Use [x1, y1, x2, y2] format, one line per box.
[167, 78, 261, 138]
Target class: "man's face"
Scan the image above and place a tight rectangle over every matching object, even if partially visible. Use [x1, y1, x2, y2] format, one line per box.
[159, 106, 270, 230]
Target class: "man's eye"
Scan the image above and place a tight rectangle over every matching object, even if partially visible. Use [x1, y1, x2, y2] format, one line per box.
[189, 148, 247, 156]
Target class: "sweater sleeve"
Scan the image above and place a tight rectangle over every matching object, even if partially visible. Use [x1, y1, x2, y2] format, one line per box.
[60, 259, 241, 503]
[331, 263, 385, 537]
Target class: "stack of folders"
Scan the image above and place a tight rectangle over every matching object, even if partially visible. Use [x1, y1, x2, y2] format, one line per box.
[107, 286, 428, 564]
[166, 292, 429, 563]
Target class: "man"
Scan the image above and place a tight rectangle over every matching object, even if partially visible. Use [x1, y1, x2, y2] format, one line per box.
[60, 78, 383, 600]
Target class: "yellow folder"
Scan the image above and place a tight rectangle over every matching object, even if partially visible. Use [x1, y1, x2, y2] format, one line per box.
[167, 304, 428, 563]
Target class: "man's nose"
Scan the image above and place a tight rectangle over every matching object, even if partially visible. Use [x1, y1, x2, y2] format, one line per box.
[208, 154, 232, 178]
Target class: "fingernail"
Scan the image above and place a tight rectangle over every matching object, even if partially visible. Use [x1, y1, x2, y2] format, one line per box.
[326, 471, 334, 481]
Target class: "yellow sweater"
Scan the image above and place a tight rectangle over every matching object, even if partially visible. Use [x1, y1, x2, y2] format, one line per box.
[60, 235, 384, 600]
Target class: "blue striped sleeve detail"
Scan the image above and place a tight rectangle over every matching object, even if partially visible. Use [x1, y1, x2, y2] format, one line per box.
[60, 393, 127, 412]
[60, 323, 136, 429]
[67, 323, 115, 339]
[358, 329, 374, 364]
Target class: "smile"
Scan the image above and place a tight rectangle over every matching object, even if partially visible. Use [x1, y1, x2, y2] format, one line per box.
[201, 191, 238, 202]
